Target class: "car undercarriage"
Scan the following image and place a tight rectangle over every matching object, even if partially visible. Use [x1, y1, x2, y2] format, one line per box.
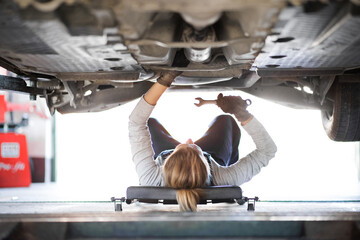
[0, 0, 359, 141]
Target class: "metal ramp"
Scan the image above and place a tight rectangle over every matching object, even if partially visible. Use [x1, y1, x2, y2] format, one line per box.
[1, 201, 360, 239]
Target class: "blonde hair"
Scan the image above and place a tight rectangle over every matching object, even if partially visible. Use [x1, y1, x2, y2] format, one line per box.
[163, 146, 210, 211]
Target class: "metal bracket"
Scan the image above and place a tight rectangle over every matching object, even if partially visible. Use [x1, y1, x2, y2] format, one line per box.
[318, 75, 336, 105]
[62, 81, 79, 109]
[244, 196, 259, 211]
[110, 197, 125, 212]
[126, 37, 262, 49]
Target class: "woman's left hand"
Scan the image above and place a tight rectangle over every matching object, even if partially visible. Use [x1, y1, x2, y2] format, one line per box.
[156, 71, 182, 87]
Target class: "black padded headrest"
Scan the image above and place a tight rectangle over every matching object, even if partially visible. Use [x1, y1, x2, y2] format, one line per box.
[126, 185, 242, 204]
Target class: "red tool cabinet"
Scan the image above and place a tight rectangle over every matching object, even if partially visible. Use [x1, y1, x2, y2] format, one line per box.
[0, 132, 31, 187]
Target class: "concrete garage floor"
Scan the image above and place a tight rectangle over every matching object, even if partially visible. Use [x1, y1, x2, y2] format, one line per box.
[1, 198, 360, 221]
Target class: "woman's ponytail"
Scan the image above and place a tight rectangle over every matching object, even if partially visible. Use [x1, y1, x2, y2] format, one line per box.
[176, 189, 203, 212]
[163, 146, 210, 212]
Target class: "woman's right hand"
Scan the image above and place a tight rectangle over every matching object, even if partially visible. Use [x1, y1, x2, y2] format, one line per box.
[216, 93, 252, 122]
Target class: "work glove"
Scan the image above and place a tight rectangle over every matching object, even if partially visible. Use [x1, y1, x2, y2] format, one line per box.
[156, 71, 182, 87]
[216, 93, 252, 122]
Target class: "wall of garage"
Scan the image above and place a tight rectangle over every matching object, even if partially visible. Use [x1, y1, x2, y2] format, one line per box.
[11, 94, 54, 183]
[0, 68, 54, 184]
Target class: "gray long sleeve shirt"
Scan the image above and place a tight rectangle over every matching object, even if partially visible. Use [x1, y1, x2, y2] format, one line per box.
[129, 97, 277, 187]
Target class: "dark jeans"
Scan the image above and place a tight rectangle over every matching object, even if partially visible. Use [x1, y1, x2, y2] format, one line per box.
[147, 115, 241, 166]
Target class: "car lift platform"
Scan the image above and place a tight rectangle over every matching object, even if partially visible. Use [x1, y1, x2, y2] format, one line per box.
[1, 184, 360, 239]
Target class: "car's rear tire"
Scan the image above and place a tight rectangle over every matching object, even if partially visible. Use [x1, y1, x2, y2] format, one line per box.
[321, 78, 360, 141]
